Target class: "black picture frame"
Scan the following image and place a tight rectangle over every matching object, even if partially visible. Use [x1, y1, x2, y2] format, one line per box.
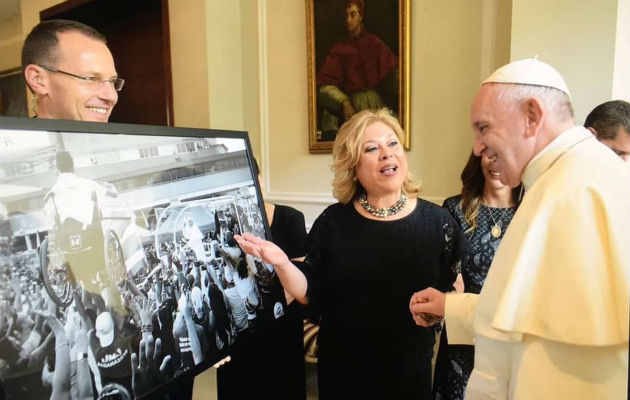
[0, 116, 286, 399]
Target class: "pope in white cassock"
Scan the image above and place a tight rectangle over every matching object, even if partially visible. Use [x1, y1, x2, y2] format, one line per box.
[410, 59, 628, 399]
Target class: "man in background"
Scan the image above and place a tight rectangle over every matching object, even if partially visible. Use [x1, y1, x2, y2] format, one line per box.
[22, 19, 122, 122]
[19, 19, 203, 400]
[584, 99, 630, 161]
[410, 58, 628, 399]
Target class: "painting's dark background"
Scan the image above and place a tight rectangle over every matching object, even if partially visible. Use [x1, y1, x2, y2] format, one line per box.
[314, 0, 400, 70]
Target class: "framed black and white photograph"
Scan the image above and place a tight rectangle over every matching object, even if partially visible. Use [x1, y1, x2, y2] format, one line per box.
[0, 117, 285, 399]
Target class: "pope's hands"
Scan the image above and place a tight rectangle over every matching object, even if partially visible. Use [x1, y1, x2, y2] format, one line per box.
[409, 287, 445, 327]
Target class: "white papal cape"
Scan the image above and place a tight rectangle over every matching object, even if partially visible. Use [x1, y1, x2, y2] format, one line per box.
[445, 127, 629, 399]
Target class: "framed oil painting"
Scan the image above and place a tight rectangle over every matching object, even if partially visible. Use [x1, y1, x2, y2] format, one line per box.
[306, 0, 410, 153]
[0, 117, 286, 399]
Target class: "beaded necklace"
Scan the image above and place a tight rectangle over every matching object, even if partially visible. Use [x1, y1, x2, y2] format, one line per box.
[358, 192, 407, 218]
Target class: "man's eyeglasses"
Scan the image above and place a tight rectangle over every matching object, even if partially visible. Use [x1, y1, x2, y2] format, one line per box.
[38, 65, 125, 92]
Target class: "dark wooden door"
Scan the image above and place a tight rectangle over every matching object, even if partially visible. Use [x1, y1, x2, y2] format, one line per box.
[41, 0, 174, 126]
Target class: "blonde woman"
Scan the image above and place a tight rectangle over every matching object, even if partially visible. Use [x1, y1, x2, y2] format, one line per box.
[236, 109, 463, 399]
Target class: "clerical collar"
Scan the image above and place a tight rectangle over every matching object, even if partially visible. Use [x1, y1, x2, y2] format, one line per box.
[522, 126, 593, 190]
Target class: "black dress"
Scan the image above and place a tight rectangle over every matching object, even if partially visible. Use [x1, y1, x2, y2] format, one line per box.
[217, 205, 308, 400]
[267, 205, 308, 400]
[270, 205, 308, 259]
[433, 195, 516, 400]
[300, 200, 463, 399]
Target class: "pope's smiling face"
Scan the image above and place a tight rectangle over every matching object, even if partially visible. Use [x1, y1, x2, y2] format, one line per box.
[471, 84, 534, 188]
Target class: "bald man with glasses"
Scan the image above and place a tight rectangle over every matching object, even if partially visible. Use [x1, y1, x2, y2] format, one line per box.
[19, 19, 232, 399]
[20, 19, 197, 400]
[22, 19, 123, 122]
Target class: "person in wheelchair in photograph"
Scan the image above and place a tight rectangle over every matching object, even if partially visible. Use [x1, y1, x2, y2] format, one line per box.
[44, 151, 111, 284]
[43, 150, 148, 305]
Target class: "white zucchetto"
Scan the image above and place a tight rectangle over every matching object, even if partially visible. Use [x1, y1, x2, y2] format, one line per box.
[483, 57, 571, 96]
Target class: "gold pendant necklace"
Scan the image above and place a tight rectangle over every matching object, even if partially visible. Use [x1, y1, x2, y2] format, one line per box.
[491, 224, 502, 238]
[486, 205, 510, 238]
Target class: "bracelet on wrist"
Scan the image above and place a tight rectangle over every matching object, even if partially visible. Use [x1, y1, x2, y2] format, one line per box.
[55, 341, 69, 350]
[141, 324, 153, 333]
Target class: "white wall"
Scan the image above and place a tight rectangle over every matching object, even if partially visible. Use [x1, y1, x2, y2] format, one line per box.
[511, 0, 622, 122]
[169, 0, 261, 155]
[260, 0, 512, 225]
[169, 0, 211, 128]
[206, 0, 244, 130]
[2, 0, 627, 228]
[612, 0, 630, 100]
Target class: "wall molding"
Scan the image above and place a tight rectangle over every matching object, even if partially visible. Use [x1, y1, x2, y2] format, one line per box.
[265, 191, 335, 205]
[264, 191, 334, 228]
[257, 0, 271, 187]
[265, 190, 446, 228]
[266, 191, 444, 206]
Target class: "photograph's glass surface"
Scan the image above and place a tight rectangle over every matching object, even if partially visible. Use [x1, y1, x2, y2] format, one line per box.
[0, 118, 285, 399]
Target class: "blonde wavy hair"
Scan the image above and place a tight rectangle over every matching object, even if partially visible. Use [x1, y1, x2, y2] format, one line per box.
[332, 108, 421, 204]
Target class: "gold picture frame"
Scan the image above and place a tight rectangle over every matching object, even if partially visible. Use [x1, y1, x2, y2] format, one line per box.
[306, 0, 410, 153]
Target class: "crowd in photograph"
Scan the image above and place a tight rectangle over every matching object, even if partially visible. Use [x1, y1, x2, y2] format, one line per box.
[0, 194, 282, 400]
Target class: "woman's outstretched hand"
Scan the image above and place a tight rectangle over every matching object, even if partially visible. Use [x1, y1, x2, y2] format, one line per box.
[234, 233, 290, 268]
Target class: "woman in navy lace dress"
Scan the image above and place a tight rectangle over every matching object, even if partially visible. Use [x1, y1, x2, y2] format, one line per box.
[433, 152, 521, 400]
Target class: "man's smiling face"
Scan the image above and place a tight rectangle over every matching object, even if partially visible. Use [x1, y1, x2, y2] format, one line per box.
[39, 30, 119, 122]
